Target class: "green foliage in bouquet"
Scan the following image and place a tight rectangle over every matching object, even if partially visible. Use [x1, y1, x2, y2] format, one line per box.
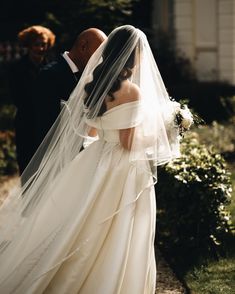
[0, 131, 18, 175]
[156, 133, 232, 271]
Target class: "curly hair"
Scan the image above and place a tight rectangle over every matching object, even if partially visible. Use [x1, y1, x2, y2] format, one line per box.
[18, 25, 56, 48]
[84, 26, 137, 117]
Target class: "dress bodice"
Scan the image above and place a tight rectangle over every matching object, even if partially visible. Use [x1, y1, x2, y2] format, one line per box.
[86, 101, 143, 143]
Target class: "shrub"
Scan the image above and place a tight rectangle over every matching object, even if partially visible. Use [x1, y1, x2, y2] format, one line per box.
[0, 104, 16, 130]
[0, 131, 18, 175]
[156, 133, 232, 271]
[194, 118, 235, 160]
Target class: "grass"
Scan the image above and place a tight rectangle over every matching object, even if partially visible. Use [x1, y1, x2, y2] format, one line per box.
[185, 258, 235, 294]
[183, 165, 235, 294]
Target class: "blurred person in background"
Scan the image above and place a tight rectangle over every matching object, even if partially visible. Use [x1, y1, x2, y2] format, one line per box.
[9, 25, 56, 176]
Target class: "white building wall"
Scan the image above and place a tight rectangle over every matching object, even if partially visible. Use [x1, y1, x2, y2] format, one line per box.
[194, 0, 218, 81]
[218, 0, 235, 84]
[174, 0, 195, 61]
[152, 0, 235, 84]
[174, 0, 219, 81]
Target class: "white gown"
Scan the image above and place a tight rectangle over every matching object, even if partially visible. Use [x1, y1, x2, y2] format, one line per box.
[0, 101, 156, 293]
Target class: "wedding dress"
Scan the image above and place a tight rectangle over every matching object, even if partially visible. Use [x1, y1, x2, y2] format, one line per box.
[0, 101, 156, 293]
[0, 25, 180, 294]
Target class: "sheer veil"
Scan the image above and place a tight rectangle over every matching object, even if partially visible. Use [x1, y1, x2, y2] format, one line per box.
[0, 25, 180, 289]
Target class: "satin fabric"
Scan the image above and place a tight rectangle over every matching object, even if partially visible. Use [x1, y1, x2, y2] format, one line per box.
[0, 101, 156, 293]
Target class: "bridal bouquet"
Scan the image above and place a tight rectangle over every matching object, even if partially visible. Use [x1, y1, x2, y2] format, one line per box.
[170, 99, 194, 136]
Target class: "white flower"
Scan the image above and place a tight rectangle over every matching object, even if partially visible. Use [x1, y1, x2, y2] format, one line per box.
[180, 105, 193, 129]
[163, 101, 180, 126]
[171, 101, 181, 112]
[164, 100, 193, 136]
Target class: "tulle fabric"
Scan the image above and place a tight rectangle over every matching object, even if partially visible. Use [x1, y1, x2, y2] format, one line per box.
[0, 101, 157, 293]
[0, 25, 180, 292]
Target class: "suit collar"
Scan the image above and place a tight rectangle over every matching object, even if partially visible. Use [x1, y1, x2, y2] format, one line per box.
[62, 51, 79, 73]
[57, 55, 80, 84]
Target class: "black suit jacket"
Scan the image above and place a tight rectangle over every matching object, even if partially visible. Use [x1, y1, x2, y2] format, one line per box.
[34, 55, 81, 147]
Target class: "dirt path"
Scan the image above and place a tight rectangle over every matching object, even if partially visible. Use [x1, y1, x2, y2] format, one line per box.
[0, 176, 187, 294]
[156, 250, 186, 294]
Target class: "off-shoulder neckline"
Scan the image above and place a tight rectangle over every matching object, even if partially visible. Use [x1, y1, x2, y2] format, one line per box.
[103, 100, 141, 116]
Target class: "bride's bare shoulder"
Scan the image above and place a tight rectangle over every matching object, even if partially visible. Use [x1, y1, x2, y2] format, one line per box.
[105, 81, 140, 110]
[118, 81, 140, 104]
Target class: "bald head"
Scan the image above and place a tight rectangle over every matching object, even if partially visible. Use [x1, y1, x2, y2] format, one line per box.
[69, 28, 107, 71]
[77, 28, 107, 46]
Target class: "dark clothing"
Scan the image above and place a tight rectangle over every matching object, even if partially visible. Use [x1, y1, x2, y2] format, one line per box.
[9, 55, 48, 174]
[34, 55, 81, 148]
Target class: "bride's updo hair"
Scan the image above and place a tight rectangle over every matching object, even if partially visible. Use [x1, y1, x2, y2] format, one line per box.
[84, 25, 138, 117]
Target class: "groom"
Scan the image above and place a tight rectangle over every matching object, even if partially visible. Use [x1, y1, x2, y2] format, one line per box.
[34, 28, 107, 149]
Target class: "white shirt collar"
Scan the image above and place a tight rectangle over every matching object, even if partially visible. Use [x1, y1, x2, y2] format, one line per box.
[62, 51, 79, 73]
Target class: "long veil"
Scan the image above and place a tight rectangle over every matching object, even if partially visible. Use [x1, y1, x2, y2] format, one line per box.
[0, 25, 180, 291]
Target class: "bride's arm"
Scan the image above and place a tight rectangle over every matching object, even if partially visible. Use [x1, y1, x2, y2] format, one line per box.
[118, 83, 140, 150]
[88, 127, 98, 137]
[119, 128, 135, 150]
[83, 126, 98, 149]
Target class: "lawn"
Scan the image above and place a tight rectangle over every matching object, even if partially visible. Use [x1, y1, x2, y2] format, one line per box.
[185, 257, 235, 294]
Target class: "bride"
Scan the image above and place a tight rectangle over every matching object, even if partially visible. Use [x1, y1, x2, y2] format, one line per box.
[0, 25, 180, 293]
